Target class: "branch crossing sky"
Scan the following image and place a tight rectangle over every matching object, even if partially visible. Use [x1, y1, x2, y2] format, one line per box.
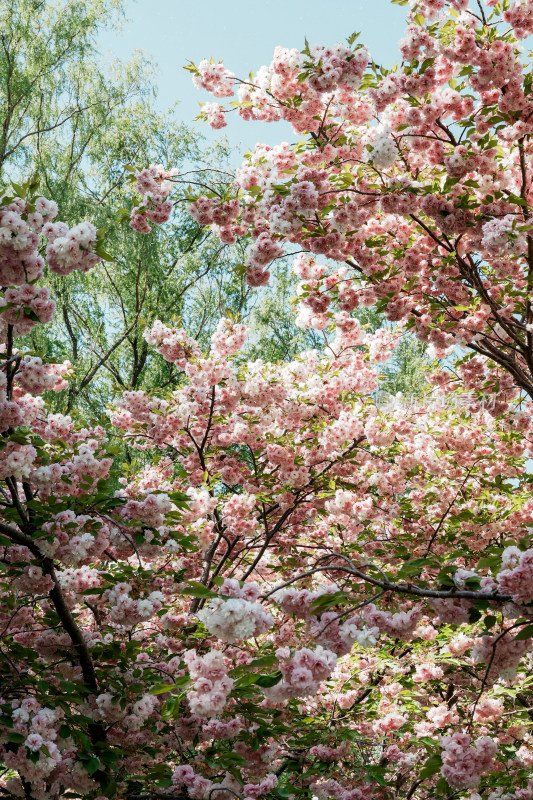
[99, 0, 407, 154]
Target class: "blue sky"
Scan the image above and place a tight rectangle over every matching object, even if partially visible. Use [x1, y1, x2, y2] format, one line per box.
[99, 0, 408, 153]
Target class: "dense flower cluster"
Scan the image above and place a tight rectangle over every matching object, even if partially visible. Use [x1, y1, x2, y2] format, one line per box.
[440, 733, 498, 789]
[192, 58, 235, 96]
[129, 163, 178, 233]
[197, 579, 273, 643]
[0, 284, 55, 336]
[497, 546, 533, 603]
[2, 174, 533, 800]
[45, 221, 101, 275]
[3, 262, 529, 797]
[8, 2, 533, 799]
[183, 0, 533, 403]
[263, 646, 338, 701]
[143, 319, 202, 368]
[0, 194, 100, 286]
[184, 649, 234, 717]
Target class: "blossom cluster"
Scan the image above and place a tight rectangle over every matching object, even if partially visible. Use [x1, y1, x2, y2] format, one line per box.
[497, 546, 533, 604]
[184, 649, 234, 717]
[198, 579, 274, 643]
[182, 0, 533, 385]
[263, 646, 337, 701]
[129, 164, 178, 233]
[143, 319, 202, 368]
[440, 733, 498, 789]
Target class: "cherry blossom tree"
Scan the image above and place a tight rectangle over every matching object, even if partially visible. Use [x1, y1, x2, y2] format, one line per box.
[5, 1, 533, 799]
[0, 180, 532, 800]
[184, 0, 533, 402]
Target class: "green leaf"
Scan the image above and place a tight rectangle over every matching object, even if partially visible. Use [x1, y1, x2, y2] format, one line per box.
[84, 757, 101, 776]
[149, 683, 179, 695]
[419, 753, 442, 780]
[181, 580, 220, 600]
[255, 671, 283, 688]
[514, 624, 533, 640]
[450, 509, 475, 522]
[172, 674, 192, 688]
[507, 193, 528, 207]
[397, 557, 432, 578]
[365, 766, 386, 787]
[310, 590, 351, 613]
[418, 736, 439, 749]
[168, 491, 190, 508]
[94, 245, 114, 262]
[11, 182, 26, 198]
[248, 655, 278, 669]
[234, 673, 262, 689]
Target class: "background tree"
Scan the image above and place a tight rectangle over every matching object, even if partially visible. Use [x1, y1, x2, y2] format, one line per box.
[0, 0, 251, 413]
[0, 0, 428, 418]
[0, 184, 532, 800]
